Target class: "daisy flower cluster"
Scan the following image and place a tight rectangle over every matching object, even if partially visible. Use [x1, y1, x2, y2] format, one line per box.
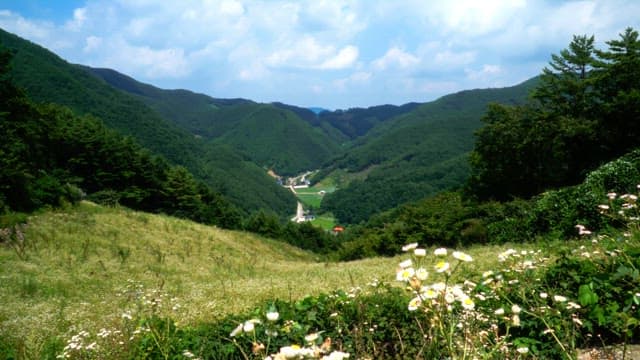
[396, 243, 504, 357]
[57, 281, 198, 360]
[397, 243, 476, 313]
[230, 306, 350, 360]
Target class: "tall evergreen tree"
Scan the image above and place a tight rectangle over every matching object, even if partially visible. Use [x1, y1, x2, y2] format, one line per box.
[533, 34, 597, 118]
[593, 27, 640, 154]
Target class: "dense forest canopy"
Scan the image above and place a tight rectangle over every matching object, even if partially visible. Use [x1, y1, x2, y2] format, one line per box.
[469, 28, 640, 200]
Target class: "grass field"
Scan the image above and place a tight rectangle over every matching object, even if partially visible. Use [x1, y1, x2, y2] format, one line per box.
[0, 202, 537, 357]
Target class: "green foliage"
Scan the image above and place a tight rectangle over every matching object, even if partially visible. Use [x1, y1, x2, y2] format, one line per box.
[0, 49, 242, 228]
[321, 79, 537, 224]
[543, 238, 640, 348]
[244, 211, 338, 254]
[0, 28, 296, 217]
[88, 67, 342, 176]
[470, 28, 640, 201]
[176, 284, 428, 359]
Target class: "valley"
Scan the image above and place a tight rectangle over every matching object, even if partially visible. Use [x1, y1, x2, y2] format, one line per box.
[2, 23, 640, 359]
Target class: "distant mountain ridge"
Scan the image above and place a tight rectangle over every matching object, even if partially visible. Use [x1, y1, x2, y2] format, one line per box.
[0, 27, 541, 222]
[320, 78, 539, 224]
[0, 28, 296, 217]
[85, 67, 343, 175]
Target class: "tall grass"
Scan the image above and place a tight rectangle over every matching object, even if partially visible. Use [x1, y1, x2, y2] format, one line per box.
[0, 201, 531, 358]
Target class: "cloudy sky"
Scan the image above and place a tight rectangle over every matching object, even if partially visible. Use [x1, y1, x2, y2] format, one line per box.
[1, 1, 638, 109]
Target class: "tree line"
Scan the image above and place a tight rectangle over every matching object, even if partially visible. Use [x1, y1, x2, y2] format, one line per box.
[469, 28, 640, 200]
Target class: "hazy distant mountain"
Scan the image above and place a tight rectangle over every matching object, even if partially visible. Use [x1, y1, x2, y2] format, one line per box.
[308, 107, 330, 114]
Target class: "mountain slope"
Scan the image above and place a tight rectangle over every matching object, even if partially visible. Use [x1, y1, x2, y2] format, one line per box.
[321, 78, 539, 224]
[85, 67, 342, 175]
[0, 28, 295, 216]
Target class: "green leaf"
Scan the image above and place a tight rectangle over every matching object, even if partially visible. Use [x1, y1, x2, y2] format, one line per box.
[578, 283, 599, 306]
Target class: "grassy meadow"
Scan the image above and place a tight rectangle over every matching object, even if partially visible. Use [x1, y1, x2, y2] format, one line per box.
[0, 201, 539, 358]
[2, 201, 639, 359]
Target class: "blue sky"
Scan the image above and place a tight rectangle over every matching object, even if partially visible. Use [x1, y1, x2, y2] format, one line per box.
[1, 0, 638, 110]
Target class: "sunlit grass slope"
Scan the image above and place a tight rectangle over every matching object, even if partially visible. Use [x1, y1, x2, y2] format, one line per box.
[0, 202, 534, 350]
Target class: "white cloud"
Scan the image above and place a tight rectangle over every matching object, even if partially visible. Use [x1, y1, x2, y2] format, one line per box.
[0, 10, 53, 42]
[65, 7, 87, 31]
[466, 64, 502, 81]
[433, 50, 476, 67]
[320, 45, 359, 69]
[219, 0, 245, 17]
[83, 36, 102, 53]
[423, 0, 527, 36]
[99, 38, 190, 78]
[1, 0, 638, 108]
[373, 47, 419, 70]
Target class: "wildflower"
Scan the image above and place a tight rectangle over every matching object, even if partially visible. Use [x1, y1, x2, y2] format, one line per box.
[230, 323, 243, 337]
[432, 282, 446, 291]
[553, 295, 567, 303]
[482, 270, 494, 278]
[396, 267, 415, 282]
[607, 192, 617, 200]
[414, 248, 427, 257]
[421, 287, 438, 299]
[494, 308, 505, 315]
[512, 314, 521, 326]
[566, 302, 581, 310]
[621, 194, 638, 202]
[242, 319, 260, 333]
[539, 292, 548, 299]
[444, 292, 456, 304]
[323, 351, 351, 360]
[598, 204, 610, 211]
[435, 260, 450, 273]
[266, 311, 280, 322]
[402, 243, 419, 252]
[305, 332, 320, 344]
[408, 297, 422, 311]
[511, 304, 521, 314]
[122, 312, 133, 320]
[415, 267, 429, 280]
[572, 316, 583, 326]
[434, 247, 448, 256]
[243, 321, 255, 333]
[453, 251, 473, 262]
[575, 224, 592, 235]
[460, 297, 475, 310]
[183, 350, 195, 358]
[399, 259, 412, 269]
[517, 347, 529, 354]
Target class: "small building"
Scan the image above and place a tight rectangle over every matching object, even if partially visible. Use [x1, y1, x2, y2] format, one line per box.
[332, 225, 345, 234]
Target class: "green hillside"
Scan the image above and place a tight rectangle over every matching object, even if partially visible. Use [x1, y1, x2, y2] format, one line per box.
[85, 67, 342, 175]
[321, 78, 538, 224]
[0, 202, 399, 356]
[0, 28, 295, 216]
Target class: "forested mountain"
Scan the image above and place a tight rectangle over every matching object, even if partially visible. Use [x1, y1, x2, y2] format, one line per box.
[320, 78, 538, 224]
[0, 50, 241, 228]
[0, 28, 295, 217]
[85, 67, 343, 175]
[334, 28, 640, 259]
[271, 102, 422, 140]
